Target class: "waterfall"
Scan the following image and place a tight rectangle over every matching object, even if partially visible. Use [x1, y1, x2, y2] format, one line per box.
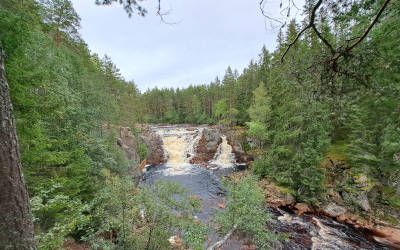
[153, 126, 202, 175]
[209, 135, 235, 168]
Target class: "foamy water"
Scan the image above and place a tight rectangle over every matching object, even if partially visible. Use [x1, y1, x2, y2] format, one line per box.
[152, 126, 207, 175]
[209, 135, 235, 168]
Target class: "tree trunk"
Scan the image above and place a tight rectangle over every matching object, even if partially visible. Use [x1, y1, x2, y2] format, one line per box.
[0, 48, 36, 249]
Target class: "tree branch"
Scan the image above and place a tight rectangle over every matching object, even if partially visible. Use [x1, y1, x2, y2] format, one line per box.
[346, 0, 391, 52]
[259, 0, 286, 25]
[311, 24, 335, 55]
[280, 0, 323, 62]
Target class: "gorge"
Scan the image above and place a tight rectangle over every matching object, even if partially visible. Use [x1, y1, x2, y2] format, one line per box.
[139, 125, 394, 249]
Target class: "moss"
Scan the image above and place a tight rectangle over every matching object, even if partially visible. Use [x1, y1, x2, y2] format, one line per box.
[326, 141, 349, 162]
[353, 173, 376, 191]
[382, 187, 400, 210]
[275, 185, 292, 195]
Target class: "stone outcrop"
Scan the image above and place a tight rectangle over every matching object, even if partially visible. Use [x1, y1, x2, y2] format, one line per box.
[139, 125, 165, 165]
[372, 226, 400, 249]
[224, 127, 253, 165]
[259, 176, 400, 248]
[117, 127, 142, 182]
[190, 127, 222, 165]
[258, 179, 295, 208]
[294, 203, 312, 215]
[321, 203, 347, 217]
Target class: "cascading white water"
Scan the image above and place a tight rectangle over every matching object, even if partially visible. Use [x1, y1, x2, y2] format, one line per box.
[153, 126, 236, 172]
[209, 135, 235, 168]
[153, 126, 203, 175]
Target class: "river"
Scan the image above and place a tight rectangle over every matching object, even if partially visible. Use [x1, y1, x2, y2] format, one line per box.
[141, 125, 391, 250]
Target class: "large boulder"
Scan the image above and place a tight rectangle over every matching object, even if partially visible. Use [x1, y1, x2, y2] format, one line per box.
[202, 127, 222, 152]
[140, 126, 165, 165]
[322, 203, 347, 217]
[224, 127, 253, 165]
[357, 192, 371, 212]
[259, 180, 295, 208]
[294, 203, 312, 215]
[190, 128, 222, 165]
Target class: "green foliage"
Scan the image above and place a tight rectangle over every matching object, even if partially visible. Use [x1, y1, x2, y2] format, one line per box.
[216, 176, 275, 249]
[1, 1, 143, 247]
[246, 82, 271, 148]
[87, 177, 207, 249]
[31, 183, 90, 249]
[250, 81, 331, 202]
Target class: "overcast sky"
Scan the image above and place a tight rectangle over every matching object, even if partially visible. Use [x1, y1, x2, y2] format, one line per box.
[71, 0, 303, 91]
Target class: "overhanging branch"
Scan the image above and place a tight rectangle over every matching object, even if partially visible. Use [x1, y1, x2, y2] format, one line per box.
[280, 0, 392, 65]
[280, 0, 323, 62]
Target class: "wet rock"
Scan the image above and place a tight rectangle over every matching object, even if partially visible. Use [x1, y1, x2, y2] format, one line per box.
[259, 180, 295, 208]
[203, 128, 222, 151]
[294, 203, 312, 215]
[322, 203, 347, 217]
[372, 226, 400, 249]
[138, 159, 147, 172]
[334, 211, 400, 248]
[224, 127, 253, 165]
[190, 128, 222, 165]
[140, 126, 165, 165]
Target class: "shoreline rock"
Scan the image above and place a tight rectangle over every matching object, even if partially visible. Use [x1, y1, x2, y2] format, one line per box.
[139, 125, 166, 165]
[260, 178, 400, 249]
[190, 127, 222, 166]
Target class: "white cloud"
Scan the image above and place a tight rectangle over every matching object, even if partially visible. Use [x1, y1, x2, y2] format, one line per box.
[71, 0, 304, 91]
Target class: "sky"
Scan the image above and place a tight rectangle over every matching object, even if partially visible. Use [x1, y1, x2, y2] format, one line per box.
[71, 0, 304, 91]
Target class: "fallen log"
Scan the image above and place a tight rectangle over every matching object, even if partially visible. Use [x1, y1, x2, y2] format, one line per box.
[207, 224, 238, 250]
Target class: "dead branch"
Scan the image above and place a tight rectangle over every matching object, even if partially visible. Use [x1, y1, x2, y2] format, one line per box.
[207, 224, 237, 250]
[259, 0, 286, 25]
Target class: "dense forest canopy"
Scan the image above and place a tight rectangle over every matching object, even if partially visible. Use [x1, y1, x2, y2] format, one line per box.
[0, 0, 399, 249]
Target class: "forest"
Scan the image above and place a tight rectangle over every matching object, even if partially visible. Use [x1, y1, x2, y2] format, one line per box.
[0, 0, 399, 249]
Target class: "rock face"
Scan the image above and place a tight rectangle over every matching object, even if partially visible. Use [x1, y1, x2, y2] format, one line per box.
[357, 193, 371, 212]
[372, 226, 400, 249]
[203, 127, 222, 151]
[258, 179, 295, 208]
[224, 127, 253, 165]
[322, 203, 347, 217]
[190, 127, 222, 165]
[294, 203, 311, 215]
[140, 126, 165, 165]
[117, 127, 142, 183]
